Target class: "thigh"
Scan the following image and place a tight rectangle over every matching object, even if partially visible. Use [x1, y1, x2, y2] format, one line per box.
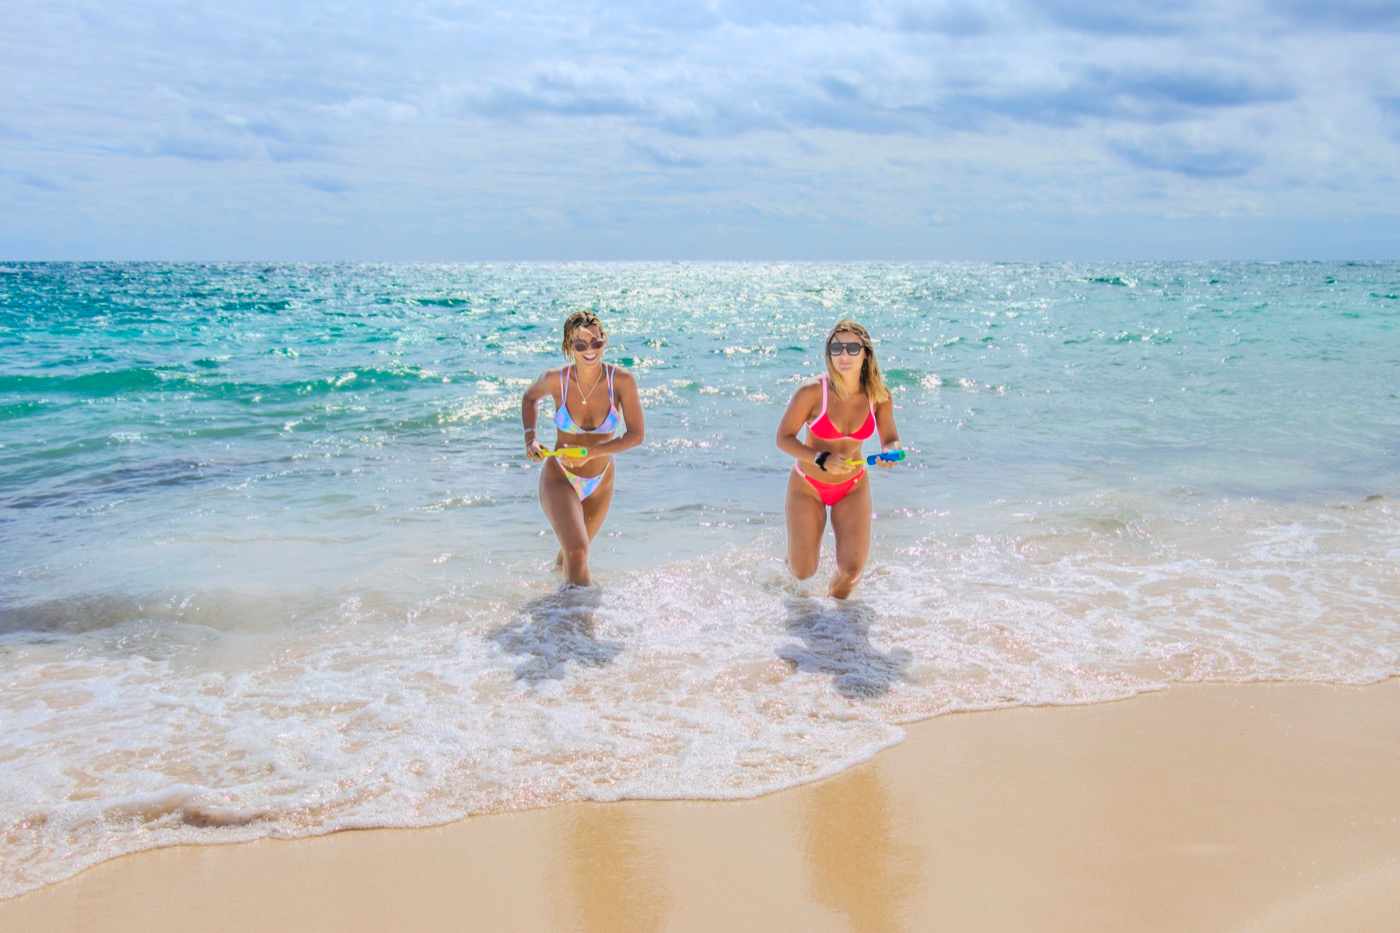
[580, 462, 616, 541]
[539, 460, 590, 550]
[829, 473, 872, 568]
[785, 469, 827, 563]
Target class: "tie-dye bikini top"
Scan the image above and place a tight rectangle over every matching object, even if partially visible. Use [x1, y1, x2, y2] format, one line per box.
[554, 364, 621, 434]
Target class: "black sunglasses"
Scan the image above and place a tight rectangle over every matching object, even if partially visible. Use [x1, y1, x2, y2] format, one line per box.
[827, 340, 864, 356]
[572, 337, 606, 352]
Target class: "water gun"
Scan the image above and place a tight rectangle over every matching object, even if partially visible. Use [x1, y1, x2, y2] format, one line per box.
[844, 450, 906, 468]
[540, 447, 589, 458]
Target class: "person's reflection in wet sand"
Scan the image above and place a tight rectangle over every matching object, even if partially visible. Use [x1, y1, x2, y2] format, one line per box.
[778, 597, 911, 698]
[561, 805, 669, 933]
[801, 767, 920, 933]
[489, 585, 621, 684]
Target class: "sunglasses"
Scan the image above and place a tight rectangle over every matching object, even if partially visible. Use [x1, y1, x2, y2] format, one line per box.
[827, 341, 864, 356]
[572, 337, 606, 352]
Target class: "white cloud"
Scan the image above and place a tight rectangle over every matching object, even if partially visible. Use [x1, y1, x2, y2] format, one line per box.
[1, 0, 1396, 258]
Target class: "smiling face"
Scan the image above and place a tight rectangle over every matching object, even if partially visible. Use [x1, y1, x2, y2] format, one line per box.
[568, 324, 607, 366]
[561, 311, 607, 365]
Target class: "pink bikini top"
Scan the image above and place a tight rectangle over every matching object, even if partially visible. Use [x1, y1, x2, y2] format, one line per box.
[806, 375, 876, 441]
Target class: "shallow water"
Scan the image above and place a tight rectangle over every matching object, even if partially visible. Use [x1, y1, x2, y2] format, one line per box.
[2, 261, 1398, 897]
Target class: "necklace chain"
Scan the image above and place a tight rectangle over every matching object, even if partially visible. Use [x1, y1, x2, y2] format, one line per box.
[574, 364, 605, 406]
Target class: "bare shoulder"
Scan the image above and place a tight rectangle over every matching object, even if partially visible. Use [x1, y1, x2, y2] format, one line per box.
[527, 367, 562, 395]
[610, 365, 639, 388]
[785, 379, 822, 415]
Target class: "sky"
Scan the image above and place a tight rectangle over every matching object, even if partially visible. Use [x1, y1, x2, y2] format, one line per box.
[3, 1, 1399, 260]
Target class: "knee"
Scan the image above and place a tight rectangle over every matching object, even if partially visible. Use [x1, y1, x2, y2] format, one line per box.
[562, 543, 589, 566]
[834, 559, 864, 582]
[789, 557, 819, 580]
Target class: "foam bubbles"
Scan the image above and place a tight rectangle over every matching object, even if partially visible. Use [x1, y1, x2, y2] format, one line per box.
[3, 493, 1398, 898]
[4, 260, 1400, 898]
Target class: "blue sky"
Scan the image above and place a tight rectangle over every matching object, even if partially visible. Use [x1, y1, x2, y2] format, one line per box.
[3, 1, 1398, 260]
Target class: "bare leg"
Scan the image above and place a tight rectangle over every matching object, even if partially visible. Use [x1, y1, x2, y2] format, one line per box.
[785, 469, 827, 581]
[541, 461, 617, 586]
[555, 464, 616, 568]
[580, 466, 616, 543]
[828, 474, 871, 599]
[539, 461, 593, 586]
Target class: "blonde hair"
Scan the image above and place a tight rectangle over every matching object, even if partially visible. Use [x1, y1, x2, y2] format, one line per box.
[823, 319, 890, 404]
[561, 310, 605, 356]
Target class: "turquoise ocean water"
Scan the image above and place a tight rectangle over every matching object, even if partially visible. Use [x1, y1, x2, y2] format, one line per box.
[3, 261, 1398, 896]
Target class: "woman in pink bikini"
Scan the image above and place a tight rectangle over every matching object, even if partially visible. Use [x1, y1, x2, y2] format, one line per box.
[521, 311, 646, 587]
[776, 319, 902, 599]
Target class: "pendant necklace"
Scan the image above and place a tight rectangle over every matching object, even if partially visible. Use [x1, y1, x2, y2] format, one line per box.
[575, 364, 605, 406]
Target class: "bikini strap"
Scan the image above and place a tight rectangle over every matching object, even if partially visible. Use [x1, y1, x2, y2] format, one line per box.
[560, 364, 570, 403]
[816, 374, 829, 420]
[606, 364, 616, 405]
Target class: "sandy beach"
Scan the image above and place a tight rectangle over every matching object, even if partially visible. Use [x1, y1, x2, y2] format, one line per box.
[9, 0, 1400, 921]
[5, 679, 1398, 932]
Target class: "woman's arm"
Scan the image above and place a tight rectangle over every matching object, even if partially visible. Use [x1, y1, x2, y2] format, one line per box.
[520, 370, 553, 460]
[874, 397, 902, 467]
[776, 383, 828, 466]
[581, 369, 646, 457]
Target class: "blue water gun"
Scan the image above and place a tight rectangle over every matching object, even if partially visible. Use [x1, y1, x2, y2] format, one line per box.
[844, 450, 907, 468]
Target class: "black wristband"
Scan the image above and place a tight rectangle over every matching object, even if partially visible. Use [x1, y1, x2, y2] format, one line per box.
[814, 451, 830, 472]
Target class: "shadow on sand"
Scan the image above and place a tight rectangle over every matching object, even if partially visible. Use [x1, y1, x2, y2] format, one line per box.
[778, 597, 911, 699]
[489, 586, 622, 684]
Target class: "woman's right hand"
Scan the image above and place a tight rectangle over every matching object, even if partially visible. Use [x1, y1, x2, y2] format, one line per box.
[817, 451, 856, 477]
[525, 438, 545, 462]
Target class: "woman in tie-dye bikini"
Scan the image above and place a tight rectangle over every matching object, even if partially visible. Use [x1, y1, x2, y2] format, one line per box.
[776, 319, 903, 599]
[521, 311, 646, 586]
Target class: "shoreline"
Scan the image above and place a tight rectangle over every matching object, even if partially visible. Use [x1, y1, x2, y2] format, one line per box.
[5, 678, 1399, 931]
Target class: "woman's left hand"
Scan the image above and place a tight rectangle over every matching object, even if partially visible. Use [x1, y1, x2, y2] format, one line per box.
[878, 444, 903, 469]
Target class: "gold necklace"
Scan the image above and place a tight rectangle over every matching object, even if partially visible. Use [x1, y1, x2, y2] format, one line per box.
[574, 364, 606, 405]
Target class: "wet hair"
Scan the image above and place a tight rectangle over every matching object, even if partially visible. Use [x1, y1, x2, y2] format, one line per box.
[823, 319, 890, 404]
[561, 311, 605, 356]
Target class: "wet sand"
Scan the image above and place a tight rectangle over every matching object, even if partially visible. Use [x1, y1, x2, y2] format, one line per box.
[5, 680, 1398, 932]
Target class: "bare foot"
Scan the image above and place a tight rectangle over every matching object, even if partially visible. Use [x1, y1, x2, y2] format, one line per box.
[829, 571, 861, 600]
